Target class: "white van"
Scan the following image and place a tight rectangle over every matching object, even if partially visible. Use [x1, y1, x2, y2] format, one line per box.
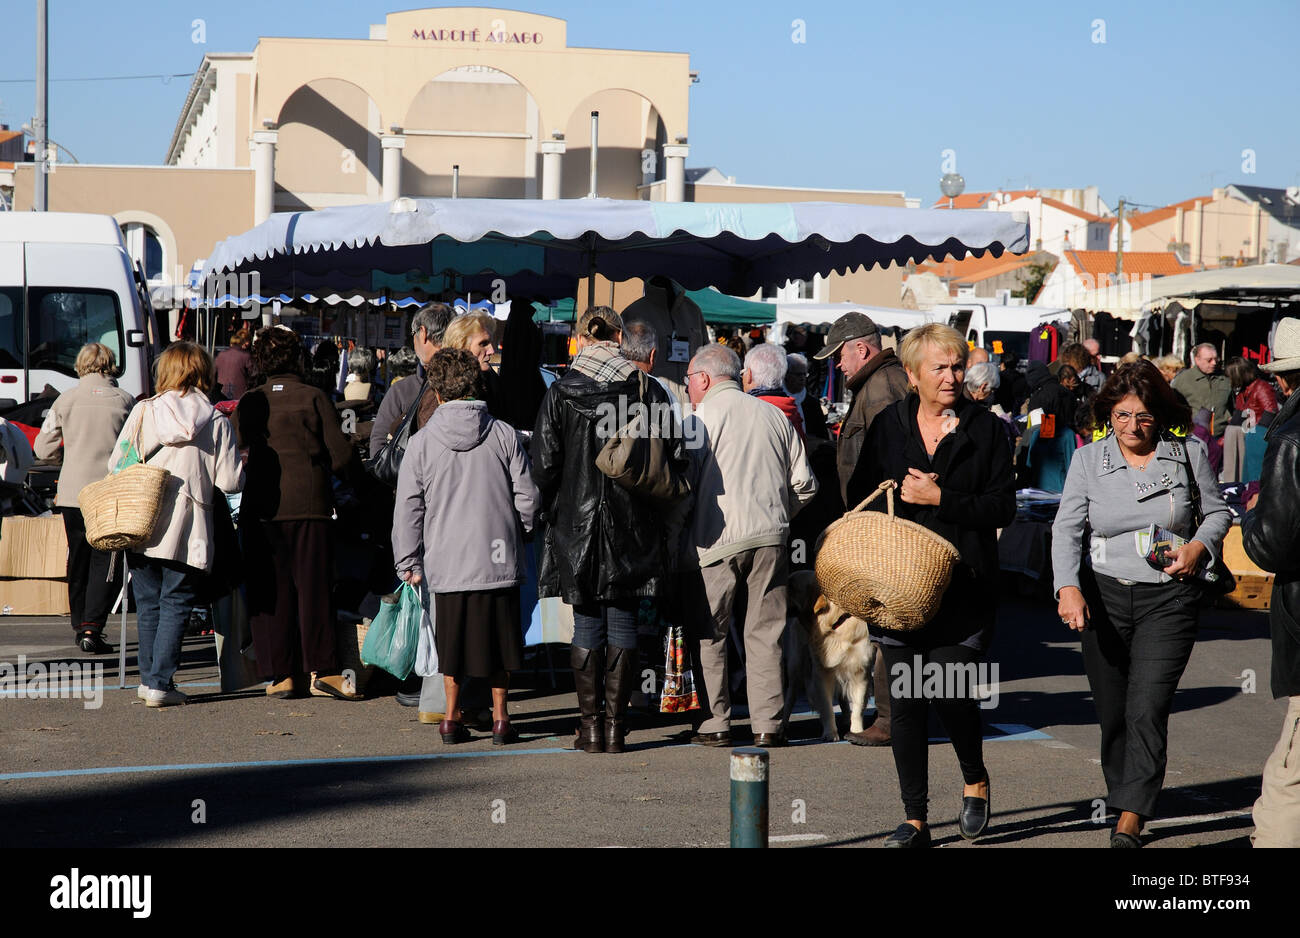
[933, 302, 1072, 360]
[0, 212, 158, 405]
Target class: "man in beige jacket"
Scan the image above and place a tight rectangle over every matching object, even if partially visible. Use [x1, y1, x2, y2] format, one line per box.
[682, 344, 817, 747]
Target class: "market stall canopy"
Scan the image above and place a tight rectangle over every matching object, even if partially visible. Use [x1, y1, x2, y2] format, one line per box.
[1043, 263, 1300, 320]
[201, 197, 1030, 304]
[532, 287, 775, 325]
[771, 302, 934, 331]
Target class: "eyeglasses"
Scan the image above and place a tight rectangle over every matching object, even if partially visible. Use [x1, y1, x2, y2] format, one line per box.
[685, 371, 707, 383]
[1112, 410, 1155, 427]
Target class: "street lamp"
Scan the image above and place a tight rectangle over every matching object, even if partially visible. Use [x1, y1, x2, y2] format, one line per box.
[940, 173, 965, 210]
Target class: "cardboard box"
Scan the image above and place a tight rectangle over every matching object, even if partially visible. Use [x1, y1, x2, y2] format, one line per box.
[1217, 572, 1273, 611]
[0, 577, 70, 615]
[0, 515, 68, 578]
[1221, 524, 1267, 576]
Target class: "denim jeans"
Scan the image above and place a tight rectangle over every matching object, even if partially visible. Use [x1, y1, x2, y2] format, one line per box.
[130, 555, 201, 691]
[572, 601, 639, 651]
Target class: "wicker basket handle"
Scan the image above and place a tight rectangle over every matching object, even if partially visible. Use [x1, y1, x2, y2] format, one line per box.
[849, 480, 896, 519]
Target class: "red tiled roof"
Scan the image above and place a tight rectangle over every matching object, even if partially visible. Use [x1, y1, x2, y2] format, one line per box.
[0, 161, 13, 171]
[932, 189, 1037, 210]
[1040, 196, 1101, 222]
[1121, 195, 1211, 230]
[914, 251, 1033, 281]
[1063, 250, 1192, 281]
[0, 130, 21, 146]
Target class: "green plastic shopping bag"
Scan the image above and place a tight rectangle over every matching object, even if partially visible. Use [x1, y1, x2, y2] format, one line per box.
[361, 582, 422, 680]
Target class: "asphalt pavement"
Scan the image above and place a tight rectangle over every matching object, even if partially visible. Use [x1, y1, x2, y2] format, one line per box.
[0, 593, 1279, 848]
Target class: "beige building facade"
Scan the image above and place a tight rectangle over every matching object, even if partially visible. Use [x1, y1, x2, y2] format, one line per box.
[13, 7, 911, 322]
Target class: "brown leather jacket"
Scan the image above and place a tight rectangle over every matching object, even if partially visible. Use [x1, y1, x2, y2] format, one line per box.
[836, 349, 910, 504]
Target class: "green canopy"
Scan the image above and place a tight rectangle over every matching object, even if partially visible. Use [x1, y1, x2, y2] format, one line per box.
[531, 288, 775, 326]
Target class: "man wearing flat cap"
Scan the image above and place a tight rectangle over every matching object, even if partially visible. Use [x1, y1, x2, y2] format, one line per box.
[813, 310, 909, 746]
[815, 311, 910, 505]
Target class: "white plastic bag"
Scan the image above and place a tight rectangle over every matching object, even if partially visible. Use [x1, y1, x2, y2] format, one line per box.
[414, 580, 439, 678]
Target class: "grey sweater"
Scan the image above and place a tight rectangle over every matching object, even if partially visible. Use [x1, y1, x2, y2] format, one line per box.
[392, 399, 538, 592]
[1052, 433, 1231, 596]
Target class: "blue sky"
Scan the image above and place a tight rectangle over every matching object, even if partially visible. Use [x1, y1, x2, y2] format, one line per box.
[1, 0, 1297, 211]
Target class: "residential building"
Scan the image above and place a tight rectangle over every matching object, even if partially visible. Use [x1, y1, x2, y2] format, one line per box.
[1226, 184, 1300, 264]
[1034, 249, 1193, 308]
[1108, 190, 1268, 268]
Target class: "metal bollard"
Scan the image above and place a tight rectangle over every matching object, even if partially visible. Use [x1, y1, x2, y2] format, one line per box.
[730, 747, 769, 848]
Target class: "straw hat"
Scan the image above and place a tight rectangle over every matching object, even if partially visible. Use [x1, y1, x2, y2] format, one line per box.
[1261, 318, 1300, 373]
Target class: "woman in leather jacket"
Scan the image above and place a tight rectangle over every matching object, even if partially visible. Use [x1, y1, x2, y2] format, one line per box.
[531, 307, 686, 753]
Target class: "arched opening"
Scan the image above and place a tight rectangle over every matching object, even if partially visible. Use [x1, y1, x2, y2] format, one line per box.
[121, 222, 165, 282]
[563, 89, 666, 200]
[276, 78, 383, 209]
[402, 66, 542, 199]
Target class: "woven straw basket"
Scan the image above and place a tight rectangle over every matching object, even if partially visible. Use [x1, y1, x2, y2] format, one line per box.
[815, 480, 961, 631]
[78, 462, 170, 552]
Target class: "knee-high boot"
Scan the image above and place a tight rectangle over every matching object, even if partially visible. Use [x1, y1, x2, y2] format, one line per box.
[604, 646, 639, 754]
[571, 645, 605, 753]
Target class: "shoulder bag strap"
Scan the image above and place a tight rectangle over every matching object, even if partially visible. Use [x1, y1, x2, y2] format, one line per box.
[1177, 441, 1206, 530]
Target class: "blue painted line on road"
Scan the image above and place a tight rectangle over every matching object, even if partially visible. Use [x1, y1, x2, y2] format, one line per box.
[987, 722, 1053, 742]
[0, 747, 580, 782]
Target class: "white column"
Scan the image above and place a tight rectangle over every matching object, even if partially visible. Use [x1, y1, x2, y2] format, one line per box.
[252, 129, 278, 225]
[382, 134, 406, 202]
[540, 140, 566, 200]
[663, 144, 690, 203]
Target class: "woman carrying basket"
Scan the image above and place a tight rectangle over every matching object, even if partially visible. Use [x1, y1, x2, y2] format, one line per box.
[846, 324, 1016, 847]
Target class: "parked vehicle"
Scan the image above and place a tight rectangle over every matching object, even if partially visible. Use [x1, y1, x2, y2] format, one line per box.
[0, 212, 160, 407]
[933, 302, 1072, 360]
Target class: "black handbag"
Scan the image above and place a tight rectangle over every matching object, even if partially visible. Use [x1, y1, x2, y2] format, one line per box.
[1178, 443, 1236, 596]
[366, 384, 423, 486]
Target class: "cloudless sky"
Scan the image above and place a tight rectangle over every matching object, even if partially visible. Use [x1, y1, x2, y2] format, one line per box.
[1, 0, 1297, 211]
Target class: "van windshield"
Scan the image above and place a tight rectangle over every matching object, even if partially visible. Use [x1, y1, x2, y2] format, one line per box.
[984, 330, 1030, 361]
[0, 287, 124, 378]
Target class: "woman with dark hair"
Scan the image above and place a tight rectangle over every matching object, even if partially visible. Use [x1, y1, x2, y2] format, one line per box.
[393, 349, 538, 744]
[1052, 360, 1231, 846]
[232, 326, 358, 700]
[532, 306, 687, 754]
[1225, 356, 1278, 428]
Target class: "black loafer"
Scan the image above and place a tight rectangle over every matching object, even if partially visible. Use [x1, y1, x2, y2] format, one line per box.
[395, 691, 421, 708]
[754, 731, 787, 748]
[883, 822, 931, 848]
[959, 774, 991, 840]
[689, 731, 733, 747]
[1110, 831, 1142, 848]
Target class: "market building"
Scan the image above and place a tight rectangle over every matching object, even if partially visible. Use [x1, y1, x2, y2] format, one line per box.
[10, 7, 909, 317]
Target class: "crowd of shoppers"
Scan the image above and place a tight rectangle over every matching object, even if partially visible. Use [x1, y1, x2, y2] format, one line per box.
[29, 295, 1300, 852]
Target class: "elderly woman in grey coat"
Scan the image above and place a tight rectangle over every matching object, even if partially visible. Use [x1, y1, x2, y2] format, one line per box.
[34, 343, 136, 653]
[392, 348, 538, 746]
[1052, 360, 1231, 847]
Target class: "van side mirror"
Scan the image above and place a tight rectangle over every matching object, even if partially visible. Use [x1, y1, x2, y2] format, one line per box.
[126, 329, 146, 347]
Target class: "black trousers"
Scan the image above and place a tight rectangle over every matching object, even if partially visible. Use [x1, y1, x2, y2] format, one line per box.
[882, 642, 987, 823]
[244, 519, 338, 681]
[59, 506, 120, 635]
[1080, 571, 1200, 818]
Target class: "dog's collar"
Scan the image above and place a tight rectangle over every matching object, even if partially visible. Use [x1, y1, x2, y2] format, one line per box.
[829, 611, 853, 631]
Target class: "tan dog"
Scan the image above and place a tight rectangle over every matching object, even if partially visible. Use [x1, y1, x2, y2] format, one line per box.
[783, 570, 877, 742]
